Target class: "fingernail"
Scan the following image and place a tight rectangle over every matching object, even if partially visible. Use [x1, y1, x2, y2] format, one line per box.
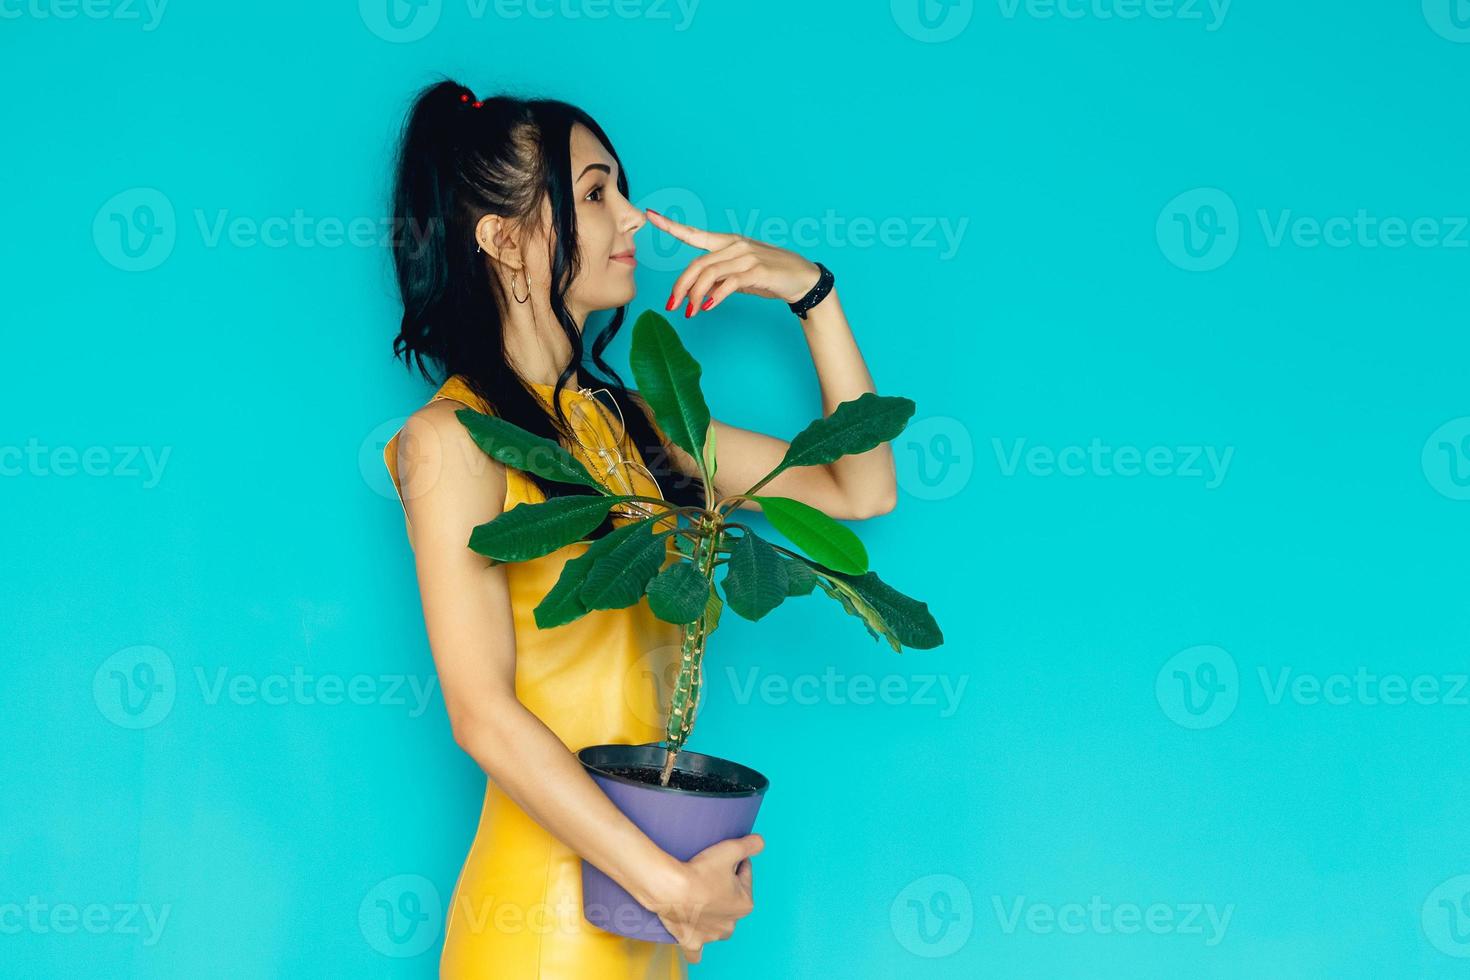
[665, 294, 677, 311]
[685, 301, 694, 318]
[701, 297, 714, 311]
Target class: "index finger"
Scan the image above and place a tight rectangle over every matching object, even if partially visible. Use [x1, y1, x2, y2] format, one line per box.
[646, 208, 736, 253]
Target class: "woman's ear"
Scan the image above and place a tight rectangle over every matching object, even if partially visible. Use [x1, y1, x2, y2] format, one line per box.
[475, 214, 522, 270]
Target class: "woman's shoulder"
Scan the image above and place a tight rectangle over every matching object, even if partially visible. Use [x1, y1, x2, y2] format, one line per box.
[384, 375, 509, 509]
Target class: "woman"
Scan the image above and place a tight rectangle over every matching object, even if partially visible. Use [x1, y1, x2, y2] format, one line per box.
[381, 78, 897, 977]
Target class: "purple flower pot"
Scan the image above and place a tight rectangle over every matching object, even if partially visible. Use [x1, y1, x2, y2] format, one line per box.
[577, 743, 769, 944]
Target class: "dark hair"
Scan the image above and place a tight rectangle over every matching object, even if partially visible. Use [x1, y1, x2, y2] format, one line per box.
[387, 77, 705, 536]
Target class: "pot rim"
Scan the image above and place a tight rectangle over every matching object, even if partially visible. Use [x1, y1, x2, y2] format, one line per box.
[578, 742, 769, 799]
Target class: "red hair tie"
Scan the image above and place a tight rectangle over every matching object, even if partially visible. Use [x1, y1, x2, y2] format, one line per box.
[458, 92, 483, 109]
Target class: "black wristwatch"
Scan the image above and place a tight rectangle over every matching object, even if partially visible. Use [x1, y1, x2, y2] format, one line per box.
[788, 262, 835, 320]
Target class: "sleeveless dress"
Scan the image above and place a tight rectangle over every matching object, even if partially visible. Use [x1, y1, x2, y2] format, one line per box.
[383, 374, 689, 980]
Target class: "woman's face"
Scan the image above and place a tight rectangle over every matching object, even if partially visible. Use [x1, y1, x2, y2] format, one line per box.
[559, 122, 645, 317]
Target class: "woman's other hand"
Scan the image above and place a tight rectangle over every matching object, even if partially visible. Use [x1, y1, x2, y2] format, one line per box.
[647, 208, 820, 320]
[648, 833, 763, 963]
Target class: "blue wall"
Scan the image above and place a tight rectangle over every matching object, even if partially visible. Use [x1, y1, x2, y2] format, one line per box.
[5, 1, 1470, 976]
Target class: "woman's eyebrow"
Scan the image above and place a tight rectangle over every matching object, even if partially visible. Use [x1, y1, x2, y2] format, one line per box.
[576, 163, 615, 181]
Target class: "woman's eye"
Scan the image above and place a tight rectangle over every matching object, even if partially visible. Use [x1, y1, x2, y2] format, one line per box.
[585, 186, 603, 203]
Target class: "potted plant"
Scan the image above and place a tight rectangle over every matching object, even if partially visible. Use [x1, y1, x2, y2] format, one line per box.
[454, 309, 944, 942]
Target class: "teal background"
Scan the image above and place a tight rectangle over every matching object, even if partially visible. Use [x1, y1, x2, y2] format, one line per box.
[4, 1, 1470, 976]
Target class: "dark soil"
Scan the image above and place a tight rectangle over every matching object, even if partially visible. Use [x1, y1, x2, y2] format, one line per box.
[600, 765, 754, 794]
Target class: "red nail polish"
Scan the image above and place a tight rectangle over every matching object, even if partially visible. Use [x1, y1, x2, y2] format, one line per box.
[647, 208, 661, 217]
[685, 301, 693, 318]
[701, 297, 714, 311]
[665, 295, 677, 311]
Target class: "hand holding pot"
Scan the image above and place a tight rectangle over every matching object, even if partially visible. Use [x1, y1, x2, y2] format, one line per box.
[653, 833, 763, 962]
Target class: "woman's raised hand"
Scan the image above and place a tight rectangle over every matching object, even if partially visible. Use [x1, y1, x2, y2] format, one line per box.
[647, 208, 820, 320]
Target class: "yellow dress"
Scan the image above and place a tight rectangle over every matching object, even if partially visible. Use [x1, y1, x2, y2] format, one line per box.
[384, 374, 689, 980]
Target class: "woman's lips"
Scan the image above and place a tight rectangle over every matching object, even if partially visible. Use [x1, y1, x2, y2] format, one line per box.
[611, 253, 637, 266]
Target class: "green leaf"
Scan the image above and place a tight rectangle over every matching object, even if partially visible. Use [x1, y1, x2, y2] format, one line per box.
[721, 531, 789, 621]
[469, 495, 634, 562]
[629, 310, 712, 478]
[456, 408, 609, 492]
[645, 562, 709, 624]
[816, 566, 944, 652]
[533, 548, 599, 629]
[578, 519, 672, 611]
[782, 555, 817, 596]
[749, 495, 868, 575]
[701, 418, 718, 486]
[754, 393, 915, 489]
[533, 519, 654, 628]
[703, 586, 724, 634]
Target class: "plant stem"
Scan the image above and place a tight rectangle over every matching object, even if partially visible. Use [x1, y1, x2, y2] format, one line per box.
[658, 523, 722, 786]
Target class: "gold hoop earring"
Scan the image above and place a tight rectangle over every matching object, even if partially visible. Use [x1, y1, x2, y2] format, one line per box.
[511, 269, 530, 305]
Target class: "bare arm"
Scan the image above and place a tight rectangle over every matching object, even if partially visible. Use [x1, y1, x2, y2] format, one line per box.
[395, 400, 758, 961]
